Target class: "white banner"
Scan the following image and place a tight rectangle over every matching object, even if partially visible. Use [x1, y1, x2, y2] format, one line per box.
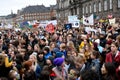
[83, 14, 94, 25]
[68, 15, 78, 22]
[68, 15, 80, 28]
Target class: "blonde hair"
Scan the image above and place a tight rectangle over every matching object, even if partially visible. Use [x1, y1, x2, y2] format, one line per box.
[75, 54, 86, 63]
[67, 41, 76, 50]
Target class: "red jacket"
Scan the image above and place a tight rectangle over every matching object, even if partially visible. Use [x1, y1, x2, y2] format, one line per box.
[105, 51, 120, 80]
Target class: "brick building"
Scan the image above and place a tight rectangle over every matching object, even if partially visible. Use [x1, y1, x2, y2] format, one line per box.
[16, 5, 57, 22]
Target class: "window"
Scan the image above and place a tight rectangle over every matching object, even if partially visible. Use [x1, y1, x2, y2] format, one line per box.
[82, 7, 84, 14]
[77, 7, 79, 15]
[118, 0, 120, 8]
[94, 3, 96, 12]
[110, 0, 112, 9]
[86, 6, 88, 13]
[99, 2, 101, 12]
[89, 5, 92, 13]
[104, 0, 107, 11]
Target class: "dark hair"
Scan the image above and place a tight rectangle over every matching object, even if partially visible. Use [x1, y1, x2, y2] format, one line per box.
[92, 50, 100, 59]
[104, 62, 116, 75]
[80, 69, 99, 80]
[43, 47, 50, 53]
[37, 50, 44, 55]
[103, 62, 118, 80]
[40, 65, 50, 80]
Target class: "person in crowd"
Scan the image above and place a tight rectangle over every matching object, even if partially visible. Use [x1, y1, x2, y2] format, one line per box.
[39, 38, 46, 49]
[116, 34, 120, 51]
[46, 57, 56, 80]
[105, 42, 120, 80]
[68, 69, 80, 80]
[84, 44, 93, 59]
[89, 50, 101, 79]
[66, 41, 76, 52]
[24, 44, 33, 60]
[59, 43, 67, 58]
[79, 38, 92, 52]
[37, 50, 46, 69]
[99, 31, 107, 48]
[80, 69, 99, 80]
[8, 69, 20, 80]
[101, 62, 118, 80]
[22, 60, 36, 80]
[43, 46, 52, 60]
[33, 44, 40, 53]
[74, 54, 86, 73]
[40, 65, 51, 80]
[29, 34, 38, 49]
[29, 53, 41, 79]
[0, 51, 13, 78]
[52, 57, 68, 80]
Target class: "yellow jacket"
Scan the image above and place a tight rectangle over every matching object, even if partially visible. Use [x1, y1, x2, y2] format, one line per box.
[5, 57, 13, 67]
[79, 41, 93, 51]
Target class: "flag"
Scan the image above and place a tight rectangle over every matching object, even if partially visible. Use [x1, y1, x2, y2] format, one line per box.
[22, 21, 29, 26]
[45, 23, 55, 33]
[109, 18, 115, 24]
[20, 21, 29, 28]
[83, 14, 94, 25]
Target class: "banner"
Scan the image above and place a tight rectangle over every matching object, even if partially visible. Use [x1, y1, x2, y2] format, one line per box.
[47, 20, 57, 25]
[109, 18, 115, 24]
[64, 24, 72, 30]
[72, 21, 80, 28]
[45, 23, 55, 33]
[83, 14, 94, 25]
[68, 15, 78, 22]
[68, 15, 80, 28]
[5, 24, 13, 29]
[20, 21, 29, 28]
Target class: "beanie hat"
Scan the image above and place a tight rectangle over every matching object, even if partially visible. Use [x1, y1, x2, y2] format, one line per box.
[53, 58, 64, 66]
[55, 51, 63, 58]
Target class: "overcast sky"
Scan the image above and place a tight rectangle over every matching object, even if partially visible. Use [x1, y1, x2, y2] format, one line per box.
[0, 0, 56, 16]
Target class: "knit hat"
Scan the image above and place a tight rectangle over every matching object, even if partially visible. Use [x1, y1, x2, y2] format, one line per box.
[55, 51, 63, 58]
[53, 58, 64, 66]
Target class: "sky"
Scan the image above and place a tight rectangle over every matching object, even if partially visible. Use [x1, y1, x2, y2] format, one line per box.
[0, 0, 56, 16]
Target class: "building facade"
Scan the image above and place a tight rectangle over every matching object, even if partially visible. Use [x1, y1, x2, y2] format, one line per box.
[82, 0, 120, 18]
[16, 5, 57, 22]
[57, 0, 82, 25]
[57, 0, 120, 24]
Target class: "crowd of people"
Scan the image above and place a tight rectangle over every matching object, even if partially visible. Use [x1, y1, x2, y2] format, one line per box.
[0, 22, 120, 80]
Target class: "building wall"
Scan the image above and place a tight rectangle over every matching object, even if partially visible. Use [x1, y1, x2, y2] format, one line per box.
[57, 0, 82, 24]
[57, 0, 120, 22]
[16, 6, 57, 22]
[23, 12, 51, 21]
[81, 0, 120, 18]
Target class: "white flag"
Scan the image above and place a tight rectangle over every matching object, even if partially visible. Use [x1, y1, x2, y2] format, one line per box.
[83, 14, 94, 25]
[109, 18, 115, 24]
